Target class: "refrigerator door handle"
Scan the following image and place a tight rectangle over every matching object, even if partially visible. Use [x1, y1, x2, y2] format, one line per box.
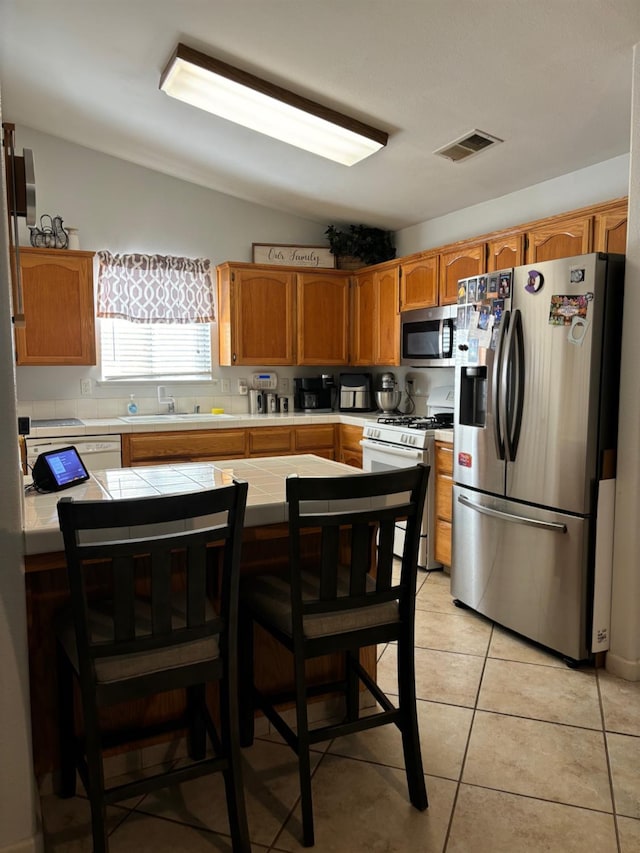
[457, 494, 568, 533]
[502, 308, 525, 461]
[493, 310, 510, 460]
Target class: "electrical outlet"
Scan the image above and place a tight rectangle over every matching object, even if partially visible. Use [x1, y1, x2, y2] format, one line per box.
[280, 377, 290, 394]
[237, 378, 248, 396]
[221, 379, 231, 393]
[80, 378, 92, 396]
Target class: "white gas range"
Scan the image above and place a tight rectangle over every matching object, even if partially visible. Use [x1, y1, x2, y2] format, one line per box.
[360, 387, 454, 570]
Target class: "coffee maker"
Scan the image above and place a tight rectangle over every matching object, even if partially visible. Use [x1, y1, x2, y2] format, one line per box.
[339, 372, 375, 412]
[293, 375, 334, 412]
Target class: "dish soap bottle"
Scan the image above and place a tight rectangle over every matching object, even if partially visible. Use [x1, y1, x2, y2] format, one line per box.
[127, 395, 138, 415]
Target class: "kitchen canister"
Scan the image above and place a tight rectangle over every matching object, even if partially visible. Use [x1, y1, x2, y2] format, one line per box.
[266, 392, 278, 414]
[249, 389, 266, 414]
[66, 227, 80, 250]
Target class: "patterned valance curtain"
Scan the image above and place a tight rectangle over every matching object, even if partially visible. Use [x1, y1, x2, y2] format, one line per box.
[96, 252, 215, 324]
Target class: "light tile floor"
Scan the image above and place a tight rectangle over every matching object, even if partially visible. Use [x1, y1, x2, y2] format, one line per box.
[40, 569, 640, 852]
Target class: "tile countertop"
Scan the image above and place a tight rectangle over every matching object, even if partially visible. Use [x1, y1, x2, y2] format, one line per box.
[26, 412, 380, 438]
[25, 412, 454, 443]
[23, 454, 359, 556]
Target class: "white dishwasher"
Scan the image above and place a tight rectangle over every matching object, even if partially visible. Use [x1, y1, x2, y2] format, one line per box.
[25, 434, 122, 473]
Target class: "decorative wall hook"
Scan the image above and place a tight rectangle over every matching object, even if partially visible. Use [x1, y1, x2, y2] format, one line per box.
[29, 214, 68, 249]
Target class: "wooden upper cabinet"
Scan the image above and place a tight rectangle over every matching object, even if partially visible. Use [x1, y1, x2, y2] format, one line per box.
[593, 202, 628, 254]
[217, 263, 295, 366]
[350, 269, 376, 365]
[351, 265, 400, 366]
[14, 247, 96, 365]
[400, 253, 438, 311]
[296, 271, 350, 365]
[376, 265, 400, 366]
[487, 233, 525, 272]
[525, 215, 592, 263]
[439, 242, 486, 305]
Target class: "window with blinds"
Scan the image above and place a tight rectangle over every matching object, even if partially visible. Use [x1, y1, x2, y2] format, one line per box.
[96, 251, 215, 381]
[100, 318, 212, 380]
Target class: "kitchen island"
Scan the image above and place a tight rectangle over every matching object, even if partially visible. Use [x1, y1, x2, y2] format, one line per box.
[23, 454, 376, 781]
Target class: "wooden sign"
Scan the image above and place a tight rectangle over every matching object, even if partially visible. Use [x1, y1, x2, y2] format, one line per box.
[252, 243, 335, 268]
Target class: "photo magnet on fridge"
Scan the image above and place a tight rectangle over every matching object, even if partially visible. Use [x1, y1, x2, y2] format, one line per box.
[499, 272, 511, 297]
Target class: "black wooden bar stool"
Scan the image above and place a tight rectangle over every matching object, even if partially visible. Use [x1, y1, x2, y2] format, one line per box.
[239, 464, 430, 846]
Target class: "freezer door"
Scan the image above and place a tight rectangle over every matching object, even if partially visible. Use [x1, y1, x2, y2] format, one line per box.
[507, 254, 608, 513]
[451, 486, 590, 661]
[453, 279, 513, 496]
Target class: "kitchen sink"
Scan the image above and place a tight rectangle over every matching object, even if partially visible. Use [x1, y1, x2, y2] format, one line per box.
[118, 413, 240, 424]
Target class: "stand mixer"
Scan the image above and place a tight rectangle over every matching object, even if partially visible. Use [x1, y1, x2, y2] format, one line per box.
[375, 372, 402, 413]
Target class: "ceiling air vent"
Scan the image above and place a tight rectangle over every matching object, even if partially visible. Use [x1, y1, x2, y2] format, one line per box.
[434, 129, 503, 163]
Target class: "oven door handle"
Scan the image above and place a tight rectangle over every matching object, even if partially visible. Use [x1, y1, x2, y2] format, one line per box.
[360, 439, 425, 462]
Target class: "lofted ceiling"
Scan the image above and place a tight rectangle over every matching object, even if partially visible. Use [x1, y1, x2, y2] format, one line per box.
[2, 0, 640, 231]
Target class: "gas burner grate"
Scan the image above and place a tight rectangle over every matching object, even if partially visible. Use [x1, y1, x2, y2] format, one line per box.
[377, 415, 419, 425]
[376, 414, 454, 429]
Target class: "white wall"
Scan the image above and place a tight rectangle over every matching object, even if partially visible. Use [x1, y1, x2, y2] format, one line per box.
[608, 45, 640, 681]
[396, 154, 630, 255]
[14, 125, 334, 411]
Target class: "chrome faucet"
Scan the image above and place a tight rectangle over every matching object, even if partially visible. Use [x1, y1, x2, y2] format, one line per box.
[157, 385, 175, 413]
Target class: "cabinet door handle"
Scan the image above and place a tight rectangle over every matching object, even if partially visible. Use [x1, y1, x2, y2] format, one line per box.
[232, 353, 237, 362]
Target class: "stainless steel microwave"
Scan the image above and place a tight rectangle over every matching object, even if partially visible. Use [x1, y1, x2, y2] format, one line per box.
[400, 304, 457, 367]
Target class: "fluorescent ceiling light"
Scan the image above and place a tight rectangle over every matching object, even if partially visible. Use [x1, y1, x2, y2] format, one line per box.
[159, 43, 388, 166]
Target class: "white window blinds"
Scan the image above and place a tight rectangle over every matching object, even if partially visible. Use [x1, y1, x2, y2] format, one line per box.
[100, 319, 212, 380]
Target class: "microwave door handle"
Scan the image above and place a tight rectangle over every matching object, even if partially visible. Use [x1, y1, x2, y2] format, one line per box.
[444, 318, 453, 358]
[493, 310, 509, 460]
[505, 309, 525, 460]
[438, 318, 444, 359]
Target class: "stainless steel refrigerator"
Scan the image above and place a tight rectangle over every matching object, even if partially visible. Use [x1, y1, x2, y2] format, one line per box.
[451, 253, 624, 662]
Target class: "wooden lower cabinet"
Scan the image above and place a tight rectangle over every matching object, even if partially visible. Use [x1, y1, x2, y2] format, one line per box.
[122, 429, 248, 466]
[248, 427, 293, 456]
[123, 425, 337, 466]
[293, 424, 336, 459]
[434, 441, 453, 567]
[337, 424, 364, 468]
